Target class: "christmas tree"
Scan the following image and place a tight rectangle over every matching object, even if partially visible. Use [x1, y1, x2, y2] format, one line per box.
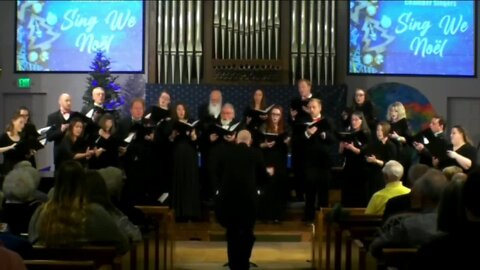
[83, 50, 125, 110]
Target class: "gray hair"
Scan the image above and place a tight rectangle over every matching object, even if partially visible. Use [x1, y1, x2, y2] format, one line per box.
[13, 161, 41, 188]
[414, 169, 448, 204]
[382, 160, 404, 182]
[97, 167, 124, 199]
[222, 103, 235, 113]
[2, 169, 36, 202]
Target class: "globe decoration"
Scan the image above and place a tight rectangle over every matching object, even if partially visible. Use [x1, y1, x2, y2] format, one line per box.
[368, 82, 435, 134]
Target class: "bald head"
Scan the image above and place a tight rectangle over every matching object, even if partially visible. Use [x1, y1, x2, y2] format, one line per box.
[58, 93, 72, 112]
[236, 130, 252, 146]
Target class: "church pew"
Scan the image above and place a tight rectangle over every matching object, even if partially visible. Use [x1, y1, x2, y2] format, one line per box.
[24, 260, 95, 270]
[29, 245, 121, 270]
[312, 208, 374, 270]
[342, 215, 383, 270]
[135, 205, 175, 270]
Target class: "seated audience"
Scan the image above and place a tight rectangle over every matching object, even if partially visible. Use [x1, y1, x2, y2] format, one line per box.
[28, 160, 130, 254]
[97, 167, 147, 227]
[2, 168, 42, 235]
[382, 163, 429, 221]
[13, 161, 48, 202]
[441, 165, 463, 182]
[85, 170, 141, 242]
[365, 160, 410, 215]
[436, 173, 467, 234]
[410, 169, 480, 269]
[370, 169, 448, 258]
[0, 226, 32, 258]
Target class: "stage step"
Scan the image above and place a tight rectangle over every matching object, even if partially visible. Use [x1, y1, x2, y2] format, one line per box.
[174, 215, 313, 242]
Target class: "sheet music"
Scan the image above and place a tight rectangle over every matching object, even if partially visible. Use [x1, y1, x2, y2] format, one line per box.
[124, 132, 136, 143]
[86, 108, 94, 119]
[36, 126, 52, 135]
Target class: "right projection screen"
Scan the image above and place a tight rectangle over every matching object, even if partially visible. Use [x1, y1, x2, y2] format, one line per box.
[348, 0, 475, 77]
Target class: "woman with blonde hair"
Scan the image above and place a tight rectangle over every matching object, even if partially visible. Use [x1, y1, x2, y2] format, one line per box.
[386, 101, 413, 184]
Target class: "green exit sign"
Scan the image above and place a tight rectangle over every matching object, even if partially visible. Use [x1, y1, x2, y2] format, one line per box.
[18, 78, 31, 89]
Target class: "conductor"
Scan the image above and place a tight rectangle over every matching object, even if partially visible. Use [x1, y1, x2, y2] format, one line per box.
[213, 130, 273, 270]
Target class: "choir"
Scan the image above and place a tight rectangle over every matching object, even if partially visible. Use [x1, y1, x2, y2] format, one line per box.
[1, 80, 478, 223]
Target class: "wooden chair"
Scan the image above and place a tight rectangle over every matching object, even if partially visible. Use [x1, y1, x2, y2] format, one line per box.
[30, 245, 121, 270]
[135, 205, 175, 270]
[24, 260, 96, 270]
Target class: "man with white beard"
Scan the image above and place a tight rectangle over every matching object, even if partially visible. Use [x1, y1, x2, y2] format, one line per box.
[198, 89, 224, 203]
[198, 89, 223, 124]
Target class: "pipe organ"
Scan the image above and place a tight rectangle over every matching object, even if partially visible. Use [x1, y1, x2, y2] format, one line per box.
[156, 0, 336, 85]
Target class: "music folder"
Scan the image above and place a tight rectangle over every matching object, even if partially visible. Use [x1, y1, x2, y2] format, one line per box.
[173, 120, 199, 133]
[146, 106, 170, 123]
[214, 122, 241, 136]
[336, 131, 356, 142]
[261, 131, 287, 143]
[248, 104, 275, 118]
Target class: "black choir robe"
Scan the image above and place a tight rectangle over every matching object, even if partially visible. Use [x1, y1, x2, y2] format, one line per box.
[364, 138, 398, 201]
[412, 129, 449, 167]
[117, 116, 158, 204]
[170, 120, 201, 220]
[303, 116, 335, 220]
[0, 133, 29, 174]
[340, 129, 371, 207]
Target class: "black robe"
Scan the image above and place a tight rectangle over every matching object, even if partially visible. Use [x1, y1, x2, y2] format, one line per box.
[0, 133, 28, 174]
[255, 126, 291, 221]
[340, 129, 371, 207]
[364, 138, 398, 200]
[117, 117, 157, 204]
[88, 132, 121, 169]
[54, 136, 88, 168]
[170, 121, 201, 220]
[439, 143, 477, 172]
[390, 118, 414, 184]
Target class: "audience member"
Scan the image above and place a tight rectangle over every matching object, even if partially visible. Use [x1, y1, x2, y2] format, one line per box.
[2, 168, 42, 235]
[370, 169, 448, 258]
[410, 169, 480, 269]
[365, 160, 410, 215]
[382, 163, 429, 221]
[0, 246, 26, 270]
[28, 160, 130, 254]
[85, 170, 141, 242]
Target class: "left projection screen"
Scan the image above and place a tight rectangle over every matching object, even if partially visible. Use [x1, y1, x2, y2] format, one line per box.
[15, 0, 144, 73]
